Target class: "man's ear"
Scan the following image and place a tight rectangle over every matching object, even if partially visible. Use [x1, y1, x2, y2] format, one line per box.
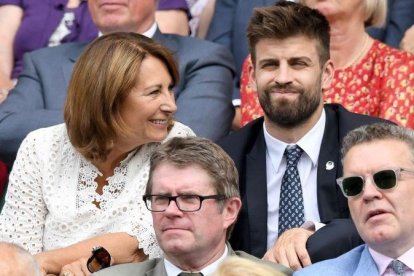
[321, 59, 334, 90]
[248, 57, 257, 91]
[223, 197, 242, 229]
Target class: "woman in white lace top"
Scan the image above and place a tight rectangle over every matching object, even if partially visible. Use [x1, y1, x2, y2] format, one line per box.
[0, 32, 195, 275]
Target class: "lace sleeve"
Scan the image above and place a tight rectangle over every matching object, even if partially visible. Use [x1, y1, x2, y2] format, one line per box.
[130, 207, 163, 259]
[0, 132, 47, 254]
[105, 199, 162, 259]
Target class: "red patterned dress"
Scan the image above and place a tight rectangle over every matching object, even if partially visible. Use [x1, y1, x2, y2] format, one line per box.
[240, 40, 414, 128]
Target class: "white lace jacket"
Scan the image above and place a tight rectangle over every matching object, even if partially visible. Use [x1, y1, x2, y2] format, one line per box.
[0, 122, 195, 257]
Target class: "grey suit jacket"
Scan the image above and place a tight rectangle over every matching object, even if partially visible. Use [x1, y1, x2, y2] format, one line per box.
[294, 245, 379, 276]
[0, 30, 235, 166]
[94, 245, 293, 275]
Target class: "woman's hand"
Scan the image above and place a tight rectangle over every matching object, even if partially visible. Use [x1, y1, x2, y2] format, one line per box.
[36, 253, 60, 276]
[59, 258, 90, 276]
[35, 232, 146, 275]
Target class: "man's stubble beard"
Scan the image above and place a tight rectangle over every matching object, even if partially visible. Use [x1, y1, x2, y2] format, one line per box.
[258, 79, 323, 129]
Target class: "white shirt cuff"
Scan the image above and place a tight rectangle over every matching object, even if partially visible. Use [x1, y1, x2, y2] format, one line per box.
[232, 99, 241, 107]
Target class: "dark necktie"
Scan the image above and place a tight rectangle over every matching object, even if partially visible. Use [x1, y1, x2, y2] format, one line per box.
[391, 260, 406, 276]
[278, 145, 305, 236]
[178, 272, 203, 276]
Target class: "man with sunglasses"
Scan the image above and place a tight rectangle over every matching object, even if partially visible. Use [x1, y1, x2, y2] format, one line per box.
[217, 2, 393, 271]
[297, 123, 414, 274]
[95, 137, 291, 275]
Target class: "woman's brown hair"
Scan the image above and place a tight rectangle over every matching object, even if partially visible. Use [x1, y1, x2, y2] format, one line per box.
[64, 32, 179, 162]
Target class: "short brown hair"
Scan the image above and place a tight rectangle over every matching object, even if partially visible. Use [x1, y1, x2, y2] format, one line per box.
[341, 123, 414, 163]
[64, 32, 179, 162]
[247, 1, 330, 66]
[145, 136, 240, 238]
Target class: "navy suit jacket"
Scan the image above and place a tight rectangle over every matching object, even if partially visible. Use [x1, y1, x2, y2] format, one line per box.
[206, 0, 276, 99]
[367, 0, 414, 48]
[0, 30, 235, 166]
[218, 104, 390, 262]
[294, 245, 379, 276]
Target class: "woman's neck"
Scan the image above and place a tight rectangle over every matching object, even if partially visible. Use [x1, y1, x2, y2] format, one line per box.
[329, 18, 373, 69]
[93, 145, 135, 179]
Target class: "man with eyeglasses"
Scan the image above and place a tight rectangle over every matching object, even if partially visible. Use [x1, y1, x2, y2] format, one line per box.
[95, 136, 292, 275]
[296, 123, 414, 275]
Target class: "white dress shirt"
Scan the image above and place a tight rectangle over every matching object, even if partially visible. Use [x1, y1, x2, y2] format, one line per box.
[164, 245, 229, 276]
[264, 110, 326, 249]
[142, 22, 158, 38]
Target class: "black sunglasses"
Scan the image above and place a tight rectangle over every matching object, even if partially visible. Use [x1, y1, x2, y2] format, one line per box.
[87, 246, 111, 273]
[336, 168, 414, 197]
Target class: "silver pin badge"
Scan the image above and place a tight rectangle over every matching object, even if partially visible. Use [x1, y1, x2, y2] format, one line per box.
[326, 161, 334, 171]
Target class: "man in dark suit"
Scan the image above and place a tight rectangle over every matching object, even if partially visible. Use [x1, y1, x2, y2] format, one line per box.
[0, 0, 235, 167]
[94, 137, 291, 275]
[218, 2, 390, 271]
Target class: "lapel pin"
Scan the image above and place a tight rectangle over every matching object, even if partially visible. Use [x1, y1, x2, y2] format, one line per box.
[326, 161, 334, 171]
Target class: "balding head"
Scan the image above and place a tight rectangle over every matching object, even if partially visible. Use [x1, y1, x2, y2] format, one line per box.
[0, 242, 40, 276]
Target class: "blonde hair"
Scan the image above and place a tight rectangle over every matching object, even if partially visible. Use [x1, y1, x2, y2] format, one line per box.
[298, 0, 386, 28]
[214, 256, 287, 276]
[364, 0, 387, 27]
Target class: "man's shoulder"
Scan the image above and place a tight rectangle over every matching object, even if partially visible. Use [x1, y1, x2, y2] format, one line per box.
[294, 245, 368, 275]
[157, 33, 233, 61]
[94, 258, 161, 275]
[27, 41, 88, 60]
[161, 33, 227, 50]
[217, 117, 264, 153]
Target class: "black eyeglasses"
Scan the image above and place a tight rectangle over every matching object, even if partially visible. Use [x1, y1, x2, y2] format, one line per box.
[142, 194, 227, 212]
[87, 246, 111, 273]
[336, 168, 414, 197]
